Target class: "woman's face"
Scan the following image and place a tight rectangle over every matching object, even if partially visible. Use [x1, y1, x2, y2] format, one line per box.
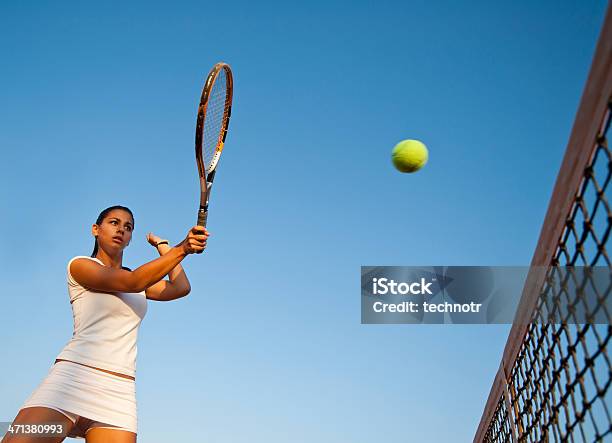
[93, 209, 134, 252]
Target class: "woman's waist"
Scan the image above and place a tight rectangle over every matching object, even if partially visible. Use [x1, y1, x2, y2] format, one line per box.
[59, 336, 137, 361]
[55, 346, 137, 379]
[54, 358, 136, 381]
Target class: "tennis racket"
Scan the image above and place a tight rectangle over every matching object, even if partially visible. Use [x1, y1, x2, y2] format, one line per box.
[195, 62, 233, 228]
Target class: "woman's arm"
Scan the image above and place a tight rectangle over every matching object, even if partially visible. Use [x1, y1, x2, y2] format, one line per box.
[145, 233, 195, 301]
[71, 226, 208, 293]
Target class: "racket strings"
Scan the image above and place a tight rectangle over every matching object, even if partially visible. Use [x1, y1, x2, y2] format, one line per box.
[202, 71, 229, 171]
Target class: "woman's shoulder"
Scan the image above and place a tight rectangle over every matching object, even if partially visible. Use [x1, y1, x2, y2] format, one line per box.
[68, 255, 102, 265]
[67, 256, 103, 287]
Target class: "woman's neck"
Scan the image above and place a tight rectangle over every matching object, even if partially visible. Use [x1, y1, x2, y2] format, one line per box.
[95, 249, 123, 268]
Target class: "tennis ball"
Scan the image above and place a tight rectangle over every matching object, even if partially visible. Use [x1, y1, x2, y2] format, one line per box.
[391, 139, 428, 173]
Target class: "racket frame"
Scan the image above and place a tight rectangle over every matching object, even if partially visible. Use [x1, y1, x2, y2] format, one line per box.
[195, 62, 233, 227]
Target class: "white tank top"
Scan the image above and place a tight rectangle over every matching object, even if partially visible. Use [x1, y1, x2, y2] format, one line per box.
[56, 256, 148, 377]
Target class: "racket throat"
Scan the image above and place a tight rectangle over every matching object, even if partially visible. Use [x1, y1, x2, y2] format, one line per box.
[197, 179, 213, 227]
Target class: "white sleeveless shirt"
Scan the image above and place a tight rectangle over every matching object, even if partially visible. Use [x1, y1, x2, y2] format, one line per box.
[55, 256, 148, 377]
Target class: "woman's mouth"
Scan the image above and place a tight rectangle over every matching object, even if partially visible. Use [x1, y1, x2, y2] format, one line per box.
[112, 237, 123, 244]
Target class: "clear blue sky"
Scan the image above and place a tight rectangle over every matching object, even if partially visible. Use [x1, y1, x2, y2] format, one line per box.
[0, 1, 607, 441]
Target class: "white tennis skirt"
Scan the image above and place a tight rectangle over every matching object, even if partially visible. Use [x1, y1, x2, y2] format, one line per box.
[19, 360, 138, 437]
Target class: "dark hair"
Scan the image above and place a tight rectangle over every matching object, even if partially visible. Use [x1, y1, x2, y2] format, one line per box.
[91, 205, 135, 258]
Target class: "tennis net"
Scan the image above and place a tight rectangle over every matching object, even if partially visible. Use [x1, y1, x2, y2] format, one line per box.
[474, 6, 612, 443]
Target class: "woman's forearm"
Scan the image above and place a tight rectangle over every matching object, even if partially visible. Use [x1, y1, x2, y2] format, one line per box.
[156, 243, 191, 291]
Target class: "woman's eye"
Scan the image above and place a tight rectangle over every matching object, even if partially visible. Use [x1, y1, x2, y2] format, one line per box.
[110, 220, 117, 225]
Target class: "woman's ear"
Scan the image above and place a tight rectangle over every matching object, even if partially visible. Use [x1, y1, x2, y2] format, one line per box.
[92, 224, 99, 237]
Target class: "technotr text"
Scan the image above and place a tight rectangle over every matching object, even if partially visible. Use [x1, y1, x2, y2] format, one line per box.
[369, 278, 483, 314]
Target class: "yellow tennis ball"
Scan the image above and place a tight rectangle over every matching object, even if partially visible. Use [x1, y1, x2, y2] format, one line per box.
[391, 139, 428, 173]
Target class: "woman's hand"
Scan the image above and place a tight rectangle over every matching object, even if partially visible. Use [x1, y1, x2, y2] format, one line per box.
[146, 232, 168, 248]
[179, 226, 209, 255]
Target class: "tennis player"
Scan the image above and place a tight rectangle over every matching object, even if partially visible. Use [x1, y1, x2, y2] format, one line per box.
[2, 205, 207, 443]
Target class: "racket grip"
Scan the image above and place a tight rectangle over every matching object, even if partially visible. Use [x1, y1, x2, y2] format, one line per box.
[197, 209, 208, 226]
[195, 210, 208, 254]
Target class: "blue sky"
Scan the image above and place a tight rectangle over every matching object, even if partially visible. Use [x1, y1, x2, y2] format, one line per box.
[0, 1, 608, 441]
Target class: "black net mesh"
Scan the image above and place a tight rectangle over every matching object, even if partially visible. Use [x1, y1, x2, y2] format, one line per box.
[484, 396, 514, 443]
[480, 102, 612, 442]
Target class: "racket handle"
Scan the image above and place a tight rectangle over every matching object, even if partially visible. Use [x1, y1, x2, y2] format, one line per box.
[195, 209, 208, 254]
[197, 209, 208, 227]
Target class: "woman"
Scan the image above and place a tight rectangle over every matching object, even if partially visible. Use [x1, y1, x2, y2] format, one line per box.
[2, 205, 208, 443]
